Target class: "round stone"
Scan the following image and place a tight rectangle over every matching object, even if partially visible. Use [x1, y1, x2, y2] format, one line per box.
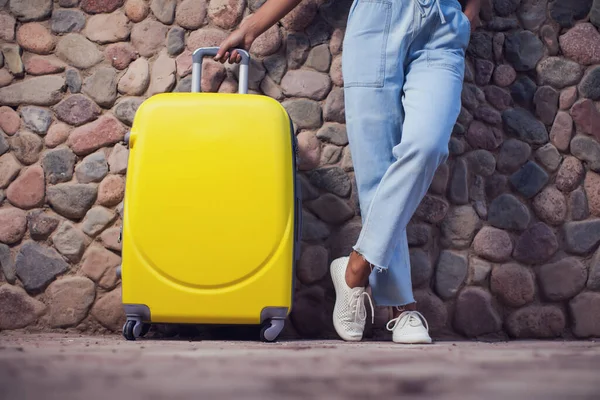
[54, 94, 102, 126]
[46, 277, 96, 328]
[559, 86, 578, 110]
[56, 34, 104, 70]
[518, 0, 549, 31]
[505, 30, 544, 71]
[570, 187, 590, 221]
[105, 43, 137, 70]
[435, 250, 468, 299]
[585, 171, 600, 217]
[556, 156, 584, 193]
[502, 107, 548, 145]
[0, 154, 21, 189]
[513, 222, 559, 265]
[208, 0, 245, 29]
[75, 152, 109, 184]
[0, 106, 20, 135]
[281, 0, 318, 31]
[125, 0, 149, 22]
[20, 106, 53, 135]
[91, 287, 125, 332]
[309, 167, 351, 198]
[68, 114, 127, 156]
[536, 57, 584, 89]
[47, 183, 98, 220]
[330, 55, 343, 86]
[559, 23, 600, 66]
[24, 55, 66, 76]
[187, 28, 228, 52]
[166, 27, 185, 56]
[16, 23, 55, 55]
[506, 305, 565, 338]
[281, 70, 332, 101]
[296, 131, 321, 171]
[98, 175, 126, 207]
[484, 85, 513, 110]
[27, 210, 59, 241]
[131, 20, 168, 58]
[176, 0, 207, 29]
[297, 245, 328, 284]
[534, 85, 559, 125]
[290, 286, 327, 338]
[11, 131, 43, 165]
[467, 31, 494, 60]
[473, 226, 513, 262]
[550, 111, 573, 151]
[493, 64, 516, 87]
[475, 59, 494, 86]
[9, 0, 52, 22]
[535, 143, 562, 172]
[491, 263, 535, 307]
[440, 205, 481, 249]
[52, 222, 86, 263]
[51, 9, 86, 34]
[82, 206, 116, 237]
[82, 67, 118, 109]
[533, 186, 567, 225]
[579, 66, 600, 101]
[570, 292, 600, 338]
[410, 248, 433, 288]
[283, 99, 322, 130]
[454, 287, 502, 338]
[0, 207, 27, 244]
[150, 0, 176, 25]
[510, 161, 549, 199]
[250, 24, 281, 57]
[549, 0, 593, 27]
[415, 194, 449, 224]
[489, 193, 531, 231]
[81, 0, 124, 13]
[41, 148, 76, 185]
[148, 53, 176, 96]
[464, 149, 496, 177]
[466, 120, 503, 150]
[84, 11, 130, 44]
[539, 258, 587, 301]
[0, 285, 45, 330]
[497, 138, 531, 173]
[6, 165, 45, 210]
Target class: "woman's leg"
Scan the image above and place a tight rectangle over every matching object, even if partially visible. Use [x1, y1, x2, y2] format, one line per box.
[331, 0, 415, 341]
[331, 0, 470, 342]
[366, 0, 470, 343]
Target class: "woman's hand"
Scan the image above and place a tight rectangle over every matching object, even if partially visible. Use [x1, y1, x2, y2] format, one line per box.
[463, 0, 481, 32]
[214, 25, 256, 64]
[214, 0, 302, 63]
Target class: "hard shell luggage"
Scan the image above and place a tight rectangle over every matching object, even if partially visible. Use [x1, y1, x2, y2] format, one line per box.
[118, 47, 301, 342]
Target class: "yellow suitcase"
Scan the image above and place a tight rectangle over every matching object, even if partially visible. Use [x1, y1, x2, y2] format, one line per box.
[118, 47, 301, 342]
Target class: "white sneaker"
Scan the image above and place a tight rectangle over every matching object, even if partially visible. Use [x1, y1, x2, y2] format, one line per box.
[330, 257, 374, 341]
[386, 310, 433, 344]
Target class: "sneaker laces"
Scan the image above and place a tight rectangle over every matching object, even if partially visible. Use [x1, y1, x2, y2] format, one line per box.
[386, 310, 429, 332]
[349, 290, 375, 326]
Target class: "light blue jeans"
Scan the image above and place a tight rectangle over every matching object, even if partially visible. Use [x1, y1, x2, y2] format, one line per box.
[342, 0, 470, 306]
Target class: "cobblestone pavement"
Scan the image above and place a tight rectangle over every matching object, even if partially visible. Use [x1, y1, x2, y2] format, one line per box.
[1, 333, 599, 400]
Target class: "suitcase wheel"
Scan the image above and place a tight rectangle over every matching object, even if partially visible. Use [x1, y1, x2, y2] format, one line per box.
[122, 319, 150, 341]
[260, 318, 284, 342]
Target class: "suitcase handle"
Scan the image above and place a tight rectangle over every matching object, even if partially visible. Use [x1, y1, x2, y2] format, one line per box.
[191, 47, 250, 94]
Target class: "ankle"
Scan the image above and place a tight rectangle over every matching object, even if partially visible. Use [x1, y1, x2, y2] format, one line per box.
[393, 303, 417, 318]
[345, 251, 371, 288]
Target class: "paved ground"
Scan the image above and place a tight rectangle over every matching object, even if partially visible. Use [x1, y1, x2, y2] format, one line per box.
[1, 333, 599, 400]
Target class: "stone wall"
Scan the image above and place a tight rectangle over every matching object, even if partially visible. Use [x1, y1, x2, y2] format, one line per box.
[0, 0, 600, 340]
